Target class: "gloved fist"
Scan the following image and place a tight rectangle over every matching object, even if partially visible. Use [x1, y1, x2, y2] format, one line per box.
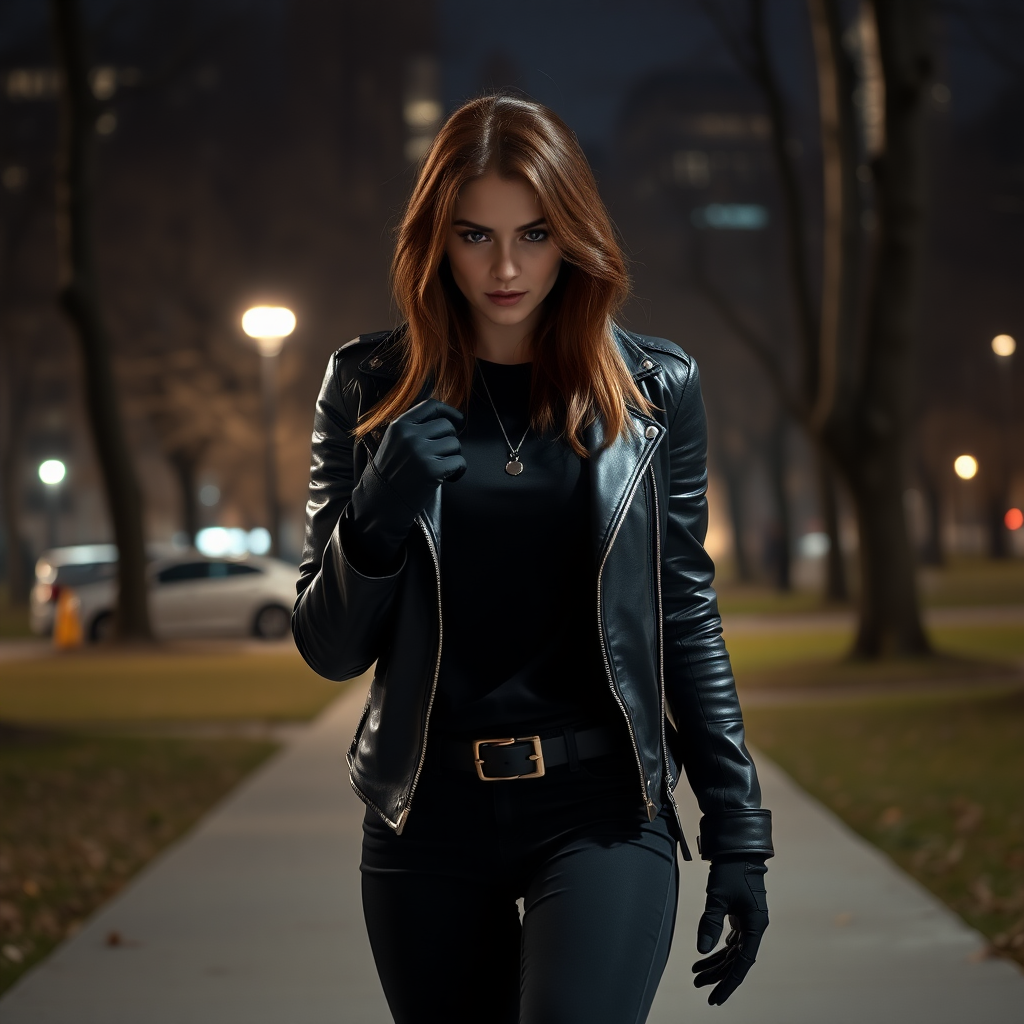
[370, 398, 467, 511]
[344, 399, 465, 573]
[691, 856, 768, 1006]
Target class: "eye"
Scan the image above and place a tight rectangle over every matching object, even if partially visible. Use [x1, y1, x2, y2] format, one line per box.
[458, 230, 488, 244]
[523, 229, 548, 243]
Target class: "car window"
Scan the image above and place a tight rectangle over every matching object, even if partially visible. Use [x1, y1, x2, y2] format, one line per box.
[157, 562, 210, 584]
[54, 562, 116, 586]
[226, 563, 261, 576]
[208, 562, 262, 578]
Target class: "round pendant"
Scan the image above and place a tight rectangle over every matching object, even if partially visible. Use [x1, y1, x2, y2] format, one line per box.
[505, 459, 524, 476]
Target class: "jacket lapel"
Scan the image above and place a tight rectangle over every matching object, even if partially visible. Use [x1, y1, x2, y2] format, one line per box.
[586, 328, 665, 564]
[586, 408, 662, 566]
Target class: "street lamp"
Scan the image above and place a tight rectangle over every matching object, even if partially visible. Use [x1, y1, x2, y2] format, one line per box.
[38, 459, 66, 548]
[242, 306, 296, 557]
[953, 454, 978, 481]
[992, 334, 1016, 358]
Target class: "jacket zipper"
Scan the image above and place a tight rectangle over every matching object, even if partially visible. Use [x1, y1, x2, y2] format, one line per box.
[649, 466, 691, 857]
[393, 515, 444, 834]
[596, 437, 662, 821]
[398, 428, 661, 831]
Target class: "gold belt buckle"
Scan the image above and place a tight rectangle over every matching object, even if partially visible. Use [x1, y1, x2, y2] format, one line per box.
[472, 735, 546, 781]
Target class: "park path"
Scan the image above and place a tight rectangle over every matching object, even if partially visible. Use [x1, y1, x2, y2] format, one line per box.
[1, 679, 1022, 1023]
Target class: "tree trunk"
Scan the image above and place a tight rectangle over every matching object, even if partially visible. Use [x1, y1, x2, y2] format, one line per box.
[50, 0, 153, 641]
[0, 344, 33, 605]
[918, 461, 944, 565]
[816, 447, 848, 601]
[722, 460, 753, 582]
[988, 492, 1010, 560]
[168, 450, 201, 545]
[766, 416, 792, 591]
[846, 446, 929, 655]
[834, 0, 931, 655]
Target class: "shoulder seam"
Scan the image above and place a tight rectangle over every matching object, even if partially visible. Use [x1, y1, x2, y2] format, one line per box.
[614, 325, 691, 365]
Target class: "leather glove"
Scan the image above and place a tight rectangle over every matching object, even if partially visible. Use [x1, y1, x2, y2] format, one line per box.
[343, 399, 466, 574]
[691, 855, 769, 1006]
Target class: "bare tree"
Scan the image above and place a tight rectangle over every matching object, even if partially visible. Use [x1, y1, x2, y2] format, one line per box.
[50, 0, 152, 640]
[122, 345, 261, 544]
[696, 0, 933, 656]
[0, 170, 50, 607]
[0, 331, 35, 605]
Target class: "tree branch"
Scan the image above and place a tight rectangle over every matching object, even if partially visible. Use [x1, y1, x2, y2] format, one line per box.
[690, 273, 807, 423]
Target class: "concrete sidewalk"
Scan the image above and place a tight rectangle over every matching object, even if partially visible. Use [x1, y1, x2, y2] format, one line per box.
[2, 681, 1021, 1023]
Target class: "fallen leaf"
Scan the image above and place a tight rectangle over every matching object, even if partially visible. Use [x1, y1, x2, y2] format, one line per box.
[943, 838, 965, 868]
[1, 944, 23, 964]
[878, 806, 903, 827]
[0, 901, 22, 930]
[951, 798, 984, 835]
[969, 876, 994, 912]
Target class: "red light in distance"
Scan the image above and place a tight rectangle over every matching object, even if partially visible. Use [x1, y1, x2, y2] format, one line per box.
[1005, 508, 1024, 531]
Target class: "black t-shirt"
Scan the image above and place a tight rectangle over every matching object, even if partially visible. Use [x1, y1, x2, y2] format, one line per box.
[434, 358, 611, 737]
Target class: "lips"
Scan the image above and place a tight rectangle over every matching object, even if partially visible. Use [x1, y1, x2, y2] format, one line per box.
[485, 290, 526, 307]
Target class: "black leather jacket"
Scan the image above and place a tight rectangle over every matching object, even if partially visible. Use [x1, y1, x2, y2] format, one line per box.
[292, 325, 773, 862]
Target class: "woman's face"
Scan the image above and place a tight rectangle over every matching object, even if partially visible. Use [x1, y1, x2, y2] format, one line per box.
[445, 173, 563, 337]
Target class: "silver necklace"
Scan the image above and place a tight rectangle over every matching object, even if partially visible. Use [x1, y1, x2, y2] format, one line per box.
[476, 362, 530, 476]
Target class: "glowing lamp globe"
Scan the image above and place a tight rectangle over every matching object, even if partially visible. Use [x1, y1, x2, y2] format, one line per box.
[953, 455, 978, 481]
[39, 459, 66, 486]
[242, 306, 296, 357]
[991, 334, 1016, 358]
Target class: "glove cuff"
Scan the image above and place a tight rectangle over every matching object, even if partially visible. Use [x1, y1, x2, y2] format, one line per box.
[698, 808, 774, 861]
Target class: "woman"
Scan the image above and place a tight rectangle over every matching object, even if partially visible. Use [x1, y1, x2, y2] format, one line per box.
[293, 94, 772, 1023]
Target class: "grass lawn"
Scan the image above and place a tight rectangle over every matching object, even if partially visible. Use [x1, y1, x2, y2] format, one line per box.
[0, 646, 354, 994]
[0, 649, 346, 724]
[0, 727, 278, 995]
[726, 623, 1024, 687]
[716, 555, 1024, 614]
[745, 689, 1024, 968]
[0, 588, 32, 640]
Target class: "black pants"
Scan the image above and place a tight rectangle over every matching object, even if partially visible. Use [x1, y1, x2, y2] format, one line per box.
[360, 742, 680, 1024]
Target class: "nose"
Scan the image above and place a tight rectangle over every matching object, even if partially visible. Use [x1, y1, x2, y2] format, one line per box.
[491, 241, 519, 285]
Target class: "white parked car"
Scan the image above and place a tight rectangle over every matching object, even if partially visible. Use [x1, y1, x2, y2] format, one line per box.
[31, 545, 298, 642]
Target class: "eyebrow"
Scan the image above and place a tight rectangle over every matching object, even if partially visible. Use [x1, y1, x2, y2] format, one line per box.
[452, 217, 547, 232]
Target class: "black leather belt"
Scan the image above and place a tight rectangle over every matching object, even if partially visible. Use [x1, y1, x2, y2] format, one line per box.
[442, 726, 616, 781]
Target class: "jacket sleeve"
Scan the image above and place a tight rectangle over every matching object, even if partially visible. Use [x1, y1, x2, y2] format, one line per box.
[661, 358, 773, 860]
[291, 352, 406, 681]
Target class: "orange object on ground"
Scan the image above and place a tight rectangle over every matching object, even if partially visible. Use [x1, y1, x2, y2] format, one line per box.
[53, 587, 84, 649]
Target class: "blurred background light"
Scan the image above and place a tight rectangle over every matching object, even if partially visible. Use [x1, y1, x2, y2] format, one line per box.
[195, 526, 272, 557]
[247, 527, 272, 555]
[196, 527, 247, 557]
[991, 334, 1016, 357]
[403, 98, 442, 128]
[1005, 508, 1024, 531]
[199, 484, 221, 507]
[95, 112, 117, 135]
[953, 454, 978, 480]
[242, 306, 296, 356]
[691, 203, 769, 230]
[797, 531, 830, 558]
[38, 459, 66, 485]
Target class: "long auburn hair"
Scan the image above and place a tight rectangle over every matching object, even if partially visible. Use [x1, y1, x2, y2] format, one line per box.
[355, 93, 650, 455]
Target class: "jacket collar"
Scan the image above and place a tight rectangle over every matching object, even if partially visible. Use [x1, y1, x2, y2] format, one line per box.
[361, 325, 665, 563]
[358, 323, 663, 384]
